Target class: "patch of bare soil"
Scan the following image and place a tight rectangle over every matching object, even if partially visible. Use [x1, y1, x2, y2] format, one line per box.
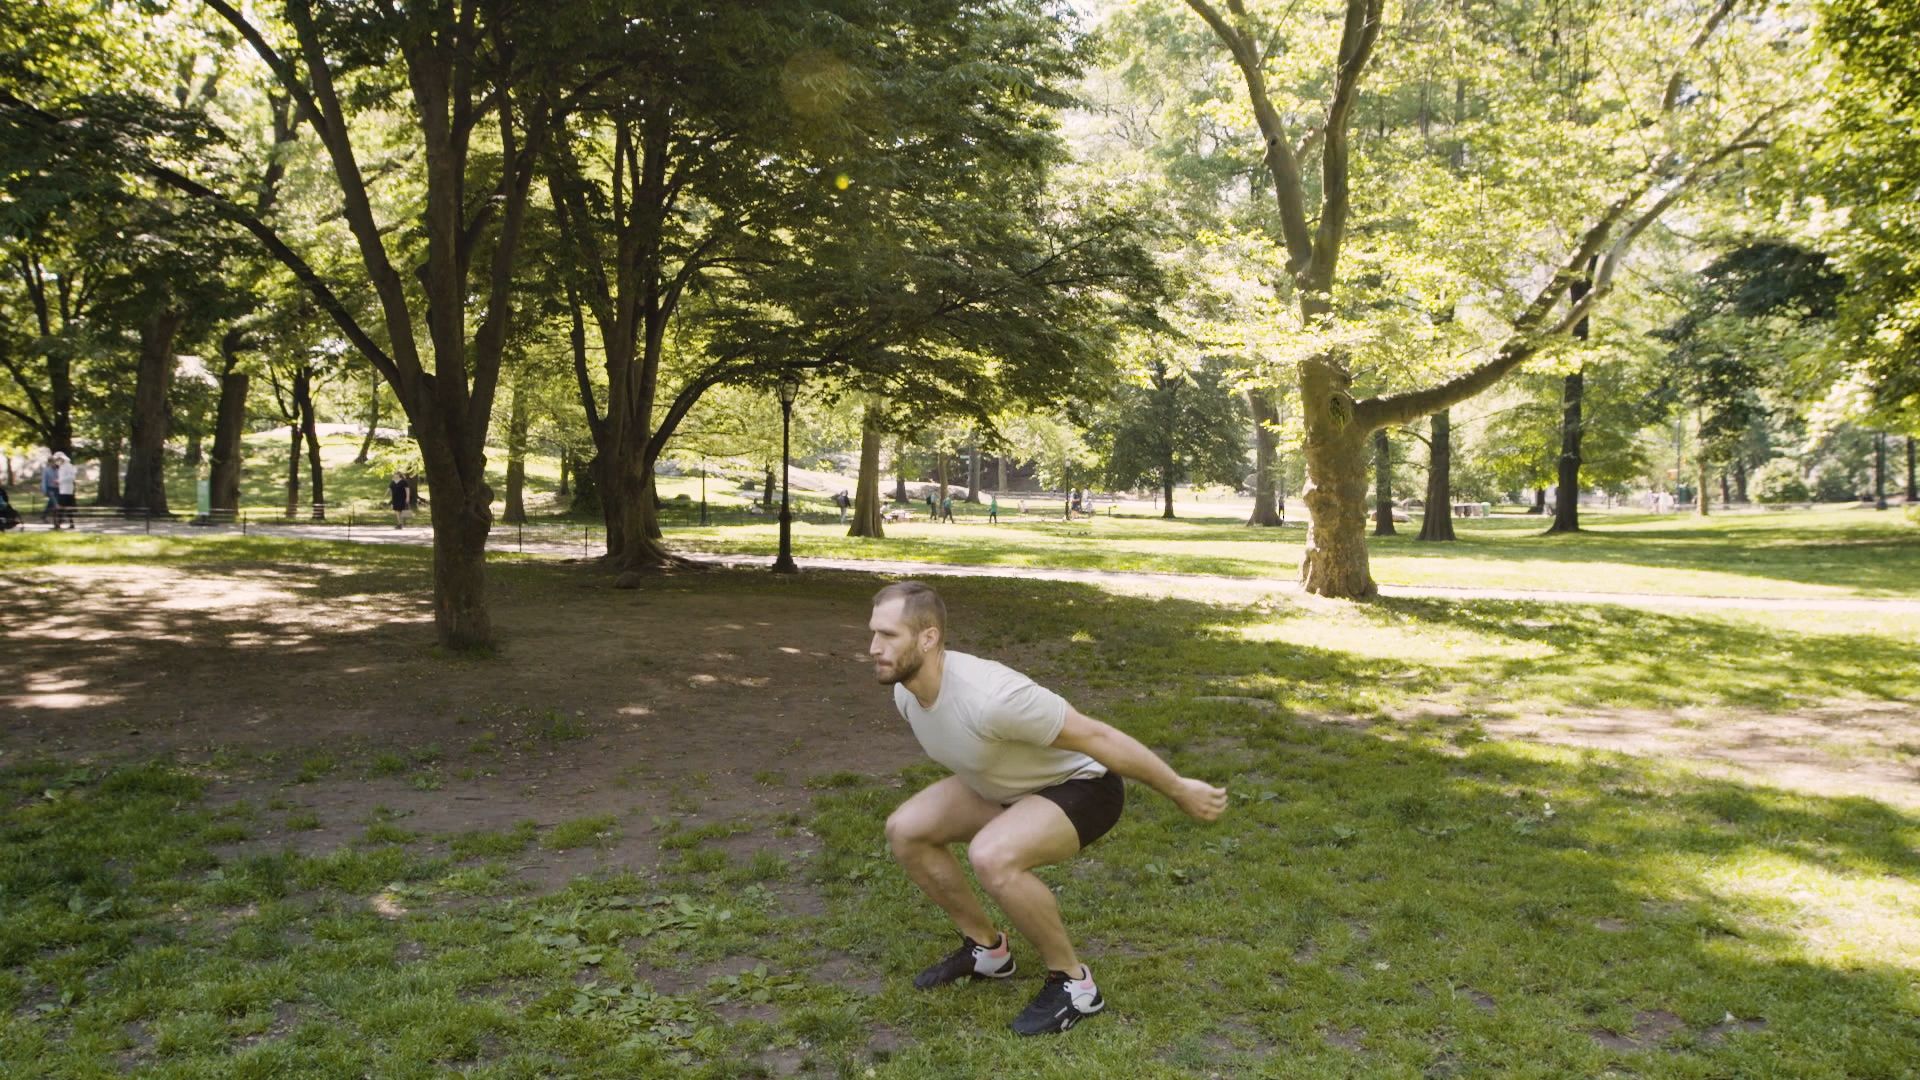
[1390, 701, 1920, 810]
[0, 560, 925, 908]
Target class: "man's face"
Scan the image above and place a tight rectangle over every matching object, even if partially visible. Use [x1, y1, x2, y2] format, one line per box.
[868, 598, 930, 685]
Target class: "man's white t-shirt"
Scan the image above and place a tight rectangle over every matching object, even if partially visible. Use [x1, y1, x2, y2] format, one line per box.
[893, 650, 1106, 804]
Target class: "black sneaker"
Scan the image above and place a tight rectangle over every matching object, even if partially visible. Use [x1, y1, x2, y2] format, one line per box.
[1011, 966, 1104, 1035]
[912, 933, 1016, 990]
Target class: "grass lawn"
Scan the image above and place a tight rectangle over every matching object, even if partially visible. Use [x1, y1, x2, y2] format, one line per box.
[4, 536, 1919, 1076]
[665, 505, 1920, 599]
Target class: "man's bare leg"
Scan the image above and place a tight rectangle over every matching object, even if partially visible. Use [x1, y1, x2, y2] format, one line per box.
[885, 776, 1005, 944]
[966, 796, 1084, 974]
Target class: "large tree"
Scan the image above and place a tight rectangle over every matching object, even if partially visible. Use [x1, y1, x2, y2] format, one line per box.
[1178, 0, 1799, 596]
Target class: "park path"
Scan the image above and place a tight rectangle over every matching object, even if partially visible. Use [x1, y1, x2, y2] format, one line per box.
[23, 512, 1920, 613]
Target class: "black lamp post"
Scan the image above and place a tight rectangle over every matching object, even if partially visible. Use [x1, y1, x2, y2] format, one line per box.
[771, 372, 802, 573]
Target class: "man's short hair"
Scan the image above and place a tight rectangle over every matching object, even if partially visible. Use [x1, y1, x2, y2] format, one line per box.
[872, 580, 946, 640]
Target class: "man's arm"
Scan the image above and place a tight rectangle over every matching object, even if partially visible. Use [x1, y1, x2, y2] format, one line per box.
[1050, 706, 1227, 821]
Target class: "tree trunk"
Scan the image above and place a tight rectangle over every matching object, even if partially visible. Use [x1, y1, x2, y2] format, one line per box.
[936, 453, 949, 506]
[208, 370, 247, 514]
[185, 430, 204, 468]
[1297, 356, 1376, 597]
[284, 421, 301, 518]
[355, 373, 379, 465]
[1719, 470, 1732, 508]
[1734, 456, 1749, 503]
[1417, 409, 1456, 542]
[297, 366, 324, 520]
[1372, 428, 1396, 536]
[966, 443, 981, 502]
[996, 455, 1007, 494]
[557, 451, 570, 497]
[1247, 389, 1283, 526]
[48, 348, 74, 456]
[95, 436, 122, 505]
[1696, 446, 1711, 516]
[421, 443, 494, 651]
[894, 440, 908, 502]
[1161, 457, 1175, 520]
[503, 374, 528, 525]
[1547, 260, 1594, 534]
[1531, 487, 1546, 514]
[1547, 370, 1584, 533]
[849, 401, 885, 538]
[122, 307, 183, 516]
[1907, 436, 1916, 501]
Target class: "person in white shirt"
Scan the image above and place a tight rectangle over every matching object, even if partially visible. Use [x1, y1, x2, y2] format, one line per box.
[869, 580, 1227, 1035]
[52, 452, 77, 529]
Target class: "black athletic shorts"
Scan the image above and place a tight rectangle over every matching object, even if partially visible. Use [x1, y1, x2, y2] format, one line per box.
[1029, 770, 1125, 849]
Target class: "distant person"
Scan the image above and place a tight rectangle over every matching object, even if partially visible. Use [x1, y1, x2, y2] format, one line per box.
[835, 489, 851, 522]
[39, 455, 57, 523]
[389, 472, 410, 528]
[52, 452, 76, 529]
[988, 493, 998, 524]
[0, 486, 20, 531]
[867, 581, 1226, 1035]
[927, 492, 936, 519]
[941, 495, 955, 523]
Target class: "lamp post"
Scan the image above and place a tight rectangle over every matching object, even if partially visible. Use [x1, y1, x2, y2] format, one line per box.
[771, 372, 802, 573]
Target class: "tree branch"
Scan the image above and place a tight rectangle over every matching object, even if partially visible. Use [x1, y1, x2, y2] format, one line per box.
[1184, 0, 1316, 274]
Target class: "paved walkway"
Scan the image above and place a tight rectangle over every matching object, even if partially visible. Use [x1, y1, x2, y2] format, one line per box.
[19, 514, 1920, 614]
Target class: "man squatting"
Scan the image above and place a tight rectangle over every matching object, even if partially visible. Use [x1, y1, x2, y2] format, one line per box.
[869, 580, 1228, 1035]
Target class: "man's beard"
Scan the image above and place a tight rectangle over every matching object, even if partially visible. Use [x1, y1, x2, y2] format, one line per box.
[875, 647, 924, 686]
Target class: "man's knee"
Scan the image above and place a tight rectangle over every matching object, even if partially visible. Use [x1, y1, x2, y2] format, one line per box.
[967, 839, 1021, 889]
[885, 807, 933, 859]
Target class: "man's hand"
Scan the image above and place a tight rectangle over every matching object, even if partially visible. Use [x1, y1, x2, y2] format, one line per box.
[1171, 776, 1227, 822]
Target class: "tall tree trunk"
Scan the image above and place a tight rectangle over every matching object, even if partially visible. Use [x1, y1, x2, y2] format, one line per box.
[1247, 389, 1283, 526]
[1907, 436, 1916, 501]
[1297, 355, 1375, 596]
[1695, 429, 1711, 516]
[297, 366, 324, 520]
[996, 455, 1007, 494]
[503, 375, 528, 525]
[208, 370, 248, 514]
[1372, 428, 1396, 536]
[1417, 409, 1456, 542]
[894, 439, 908, 502]
[848, 400, 885, 538]
[1162, 450, 1176, 519]
[1720, 470, 1732, 507]
[185, 430, 204, 468]
[95, 435, 122, 505]
[966, 443, 981, 502]
[1734, 456, 1749, 503]
[48, 349, 74, 456]
[284, 420, 301, 519]
[936, 453, 949, 506]
[1531, 487, 1546, 514]
[1548, 258, 1594, 534]
[355, 373, 379, 465]
[557, 451, 570, 497]
[123, 307, 183, 516]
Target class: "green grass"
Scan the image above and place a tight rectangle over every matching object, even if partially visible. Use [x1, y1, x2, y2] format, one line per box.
[666, 504, 1920, 599]
[6, 526, 1920, 1075]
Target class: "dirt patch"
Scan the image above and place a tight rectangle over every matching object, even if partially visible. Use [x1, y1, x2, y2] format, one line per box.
[1588, 1008, 1686, 1052]
[1387, 700, 1920, 810]
[0, 561, 927, 897]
